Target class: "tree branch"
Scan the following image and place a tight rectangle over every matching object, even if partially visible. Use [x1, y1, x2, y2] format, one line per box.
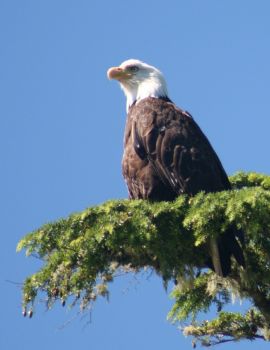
[17, 172, 270, 347]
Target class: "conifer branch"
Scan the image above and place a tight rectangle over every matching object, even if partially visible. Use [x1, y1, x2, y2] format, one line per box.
[17, 172, 270, 346]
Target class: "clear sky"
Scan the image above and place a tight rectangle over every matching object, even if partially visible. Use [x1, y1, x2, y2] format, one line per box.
[1, 1, 270, 349]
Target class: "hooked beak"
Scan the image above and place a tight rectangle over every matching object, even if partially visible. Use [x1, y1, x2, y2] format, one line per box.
[107, 66, 130, 81]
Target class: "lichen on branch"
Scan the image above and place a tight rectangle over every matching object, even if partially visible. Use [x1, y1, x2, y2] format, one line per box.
[17, 172, 270, 346]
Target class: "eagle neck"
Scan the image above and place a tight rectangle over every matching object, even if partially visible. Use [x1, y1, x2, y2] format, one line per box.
[122, 77, 169, 112]
[127, 96, 172, 114]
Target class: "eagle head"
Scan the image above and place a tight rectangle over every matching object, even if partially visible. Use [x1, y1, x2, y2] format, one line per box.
[107, 59, 169, 111]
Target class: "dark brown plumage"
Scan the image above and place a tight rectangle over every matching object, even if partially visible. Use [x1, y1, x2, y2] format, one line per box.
[122, 97, 231, 200]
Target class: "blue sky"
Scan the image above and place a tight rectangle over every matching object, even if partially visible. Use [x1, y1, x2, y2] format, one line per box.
[1, 1, 270, 349]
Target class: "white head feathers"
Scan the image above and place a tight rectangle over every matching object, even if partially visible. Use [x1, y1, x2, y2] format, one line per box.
[107, 59, 169, 112]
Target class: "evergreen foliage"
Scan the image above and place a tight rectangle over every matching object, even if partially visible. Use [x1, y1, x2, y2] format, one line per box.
[17, 172, 270, 346]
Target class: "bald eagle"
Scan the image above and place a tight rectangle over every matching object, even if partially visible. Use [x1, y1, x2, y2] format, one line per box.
[107, 59, 244, 277]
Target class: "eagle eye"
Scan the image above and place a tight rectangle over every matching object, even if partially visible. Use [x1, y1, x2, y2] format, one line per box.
[127, 65, 139, 73]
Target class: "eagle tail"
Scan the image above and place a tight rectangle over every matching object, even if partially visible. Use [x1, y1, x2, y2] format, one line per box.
[209, 227, 245, 277]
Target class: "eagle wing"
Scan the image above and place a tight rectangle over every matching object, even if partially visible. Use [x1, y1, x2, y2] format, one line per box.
[131, 98, 231, 196]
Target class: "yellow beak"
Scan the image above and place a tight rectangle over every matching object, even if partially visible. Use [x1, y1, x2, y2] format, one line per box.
[107, 66, 130, 81]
